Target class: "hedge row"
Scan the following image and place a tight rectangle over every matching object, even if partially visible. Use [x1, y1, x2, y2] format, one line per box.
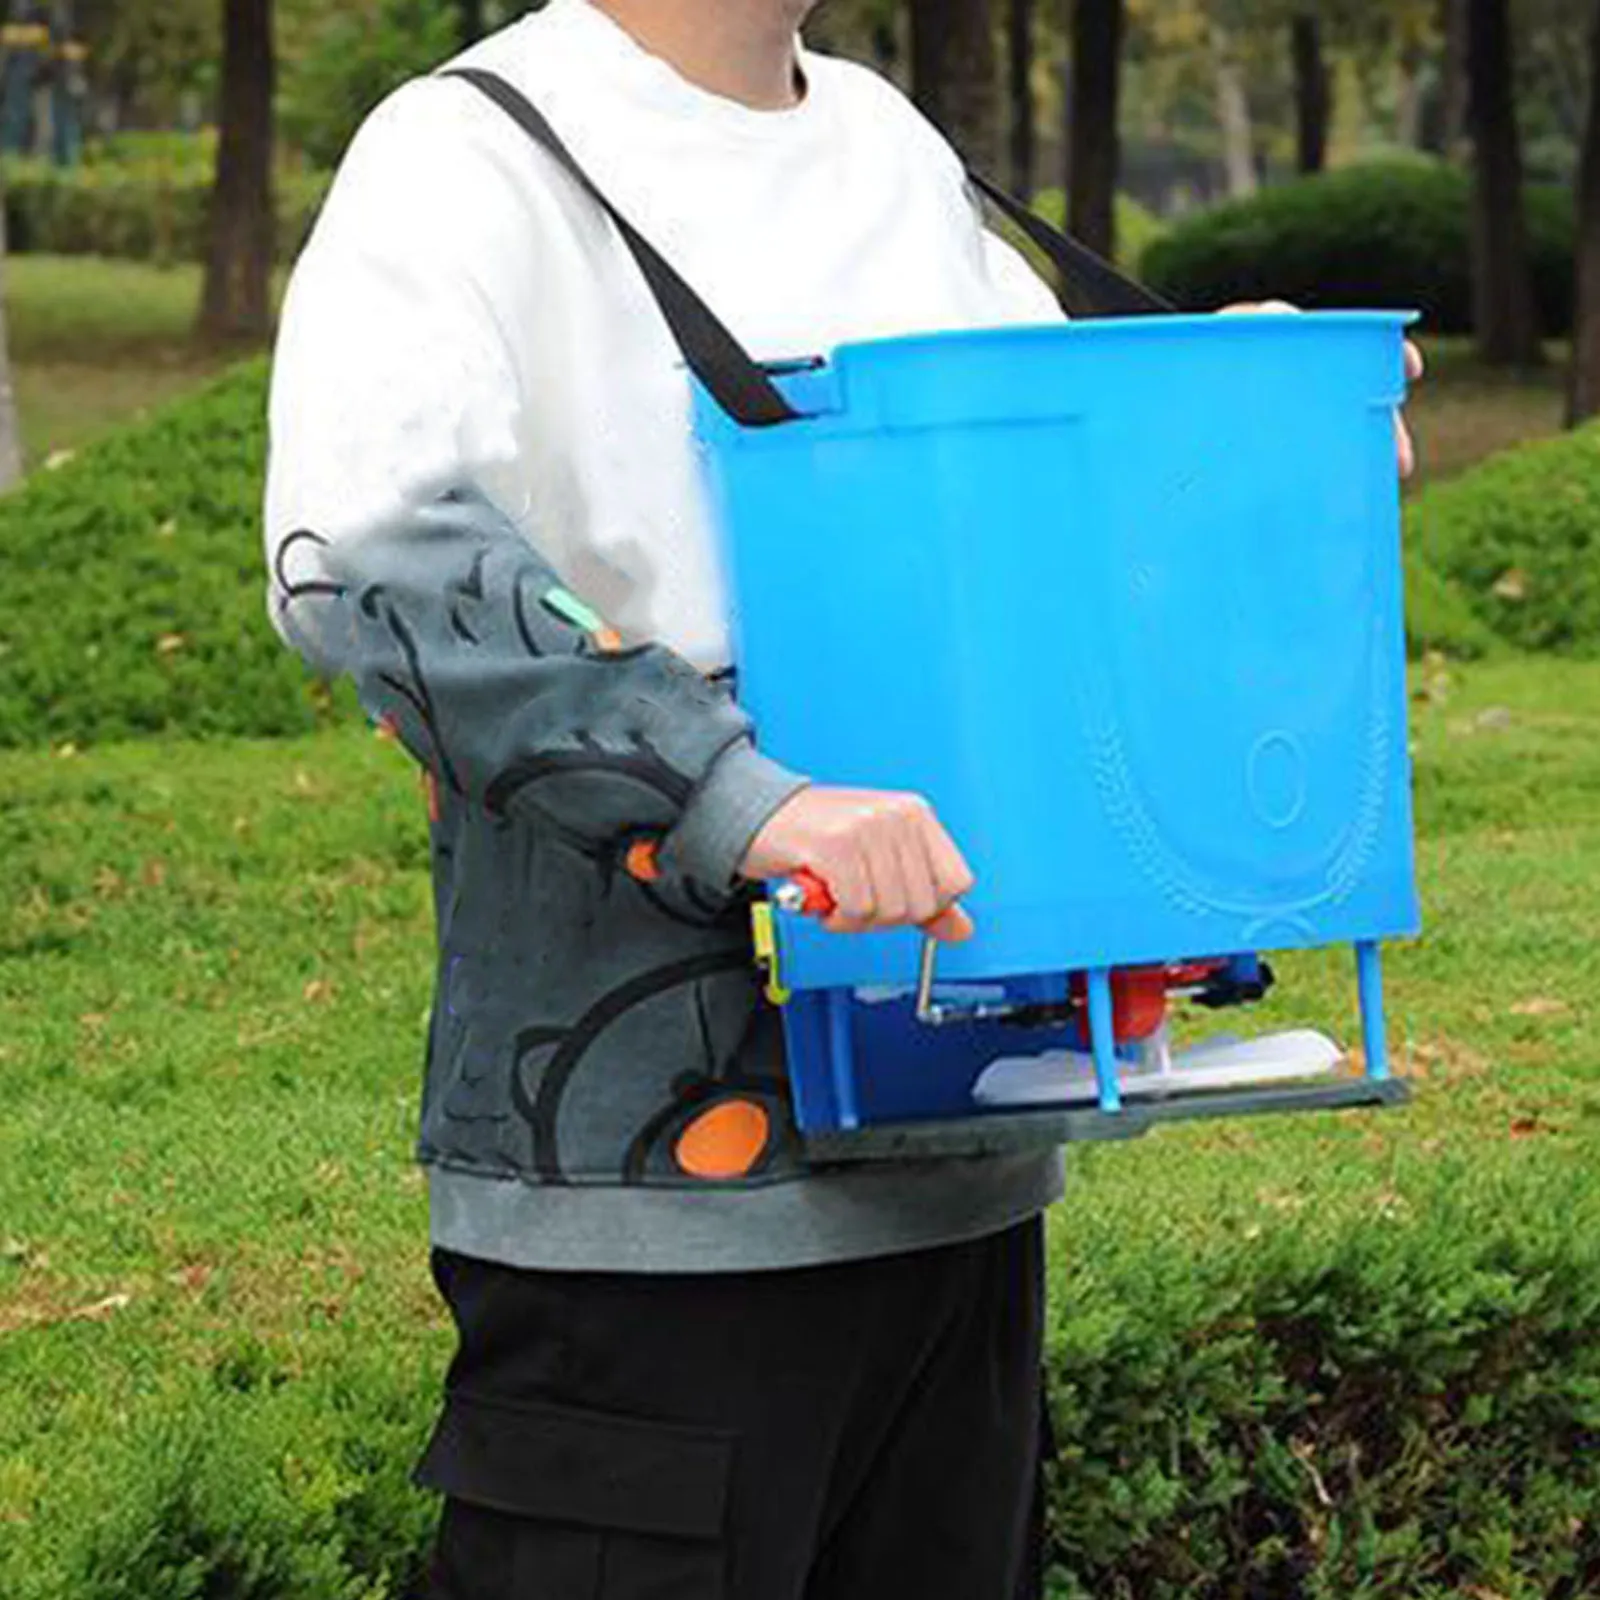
[2, 157, 329, 267]
[1141, 162, 1576, 336]
[3, 1162, 1598, 1597]
[0, 361, 353, 751]
[1041, 1164, 1600, 1598]
[1406, 420, 1600, 656]
[0, 362, 1512, 757]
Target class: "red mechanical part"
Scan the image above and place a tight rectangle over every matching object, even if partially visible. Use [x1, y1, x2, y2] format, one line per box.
[1108, 968, 1170, 1042]
[1069, 961, 1232, 1042]
[1165, 960, 1225, 988]
[1069, 966, 1173, 1043]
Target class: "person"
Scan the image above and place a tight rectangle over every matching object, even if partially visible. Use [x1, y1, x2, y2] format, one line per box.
[263, 3, 1420, 1594]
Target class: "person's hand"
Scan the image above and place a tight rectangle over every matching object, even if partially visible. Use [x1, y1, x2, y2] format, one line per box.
[1218, 299, 1424, 478]
[741, 787, 976, 942]
[1396, 337, 1425, 479]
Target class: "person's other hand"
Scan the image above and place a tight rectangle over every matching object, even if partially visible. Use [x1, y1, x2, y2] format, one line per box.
[741, 788, 975, 942]
[1218, 299, 1424, 478]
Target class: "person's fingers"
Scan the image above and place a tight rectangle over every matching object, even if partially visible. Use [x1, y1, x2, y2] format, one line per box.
[1397, 339, 1422, 478]
[818, 844, 874, 934]
[861, 822, 910, 929]
[917, 811, 977, 908]
[923, 903, 976, 943]
[886, 823, 940, 928]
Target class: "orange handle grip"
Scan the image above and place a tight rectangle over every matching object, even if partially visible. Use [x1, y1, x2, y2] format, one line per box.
[775, 868, 837, 918]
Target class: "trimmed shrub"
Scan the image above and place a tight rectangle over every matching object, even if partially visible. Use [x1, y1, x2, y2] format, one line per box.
[1402, 545, 1502, 661]
[1141, 163, 1575, 335]
[0, 361, 354, 750]
[0, 1341, 441, 1600]
[1041, 1162, 1600, 1597]
[4, 1164, 1599, 1597]
[1406, 422, 1600, 656]
[3, 156, 329, 267]
[92, 129, 220, 170]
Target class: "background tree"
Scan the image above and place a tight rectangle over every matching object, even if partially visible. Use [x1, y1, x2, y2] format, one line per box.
[805, 0, 903, 76]
[75, 0, 216, 128]
[197, 0, 273, 341]
[1390, 8, 1431, 149]
[1209, 15, 1257, 196]
[1289, 11, 1329, 172]
[910, 0, 999, 167]
[453, 0, 484, 50]
[277, 0, 456, 168]
[1569, 0, 1600, 421]
[1424, 0, 1470, 155]
[1068, 0, 1125, 257]
[1465, 0, 1543, 364]
[1009, 0, 1036, 193]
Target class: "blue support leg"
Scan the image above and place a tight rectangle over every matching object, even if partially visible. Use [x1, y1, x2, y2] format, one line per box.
[1086, 967, 1123, 1114]
[1355, 941, 1391, 1083]
[825, 988, 861, 1130]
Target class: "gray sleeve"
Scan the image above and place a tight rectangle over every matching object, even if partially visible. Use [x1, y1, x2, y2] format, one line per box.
[271, 486, 808, 897]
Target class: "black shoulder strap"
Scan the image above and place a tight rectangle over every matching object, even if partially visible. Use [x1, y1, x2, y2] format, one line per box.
[966, 172, 1174, 318]
[443, 66, 800, 426]
[442, 66, 1172, 427]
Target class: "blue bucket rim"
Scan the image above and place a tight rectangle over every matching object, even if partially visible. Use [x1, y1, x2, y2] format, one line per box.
[815, 308, 1421, 371]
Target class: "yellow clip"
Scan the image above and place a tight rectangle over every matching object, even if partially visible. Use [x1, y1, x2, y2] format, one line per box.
[751, 902, 790, 1007]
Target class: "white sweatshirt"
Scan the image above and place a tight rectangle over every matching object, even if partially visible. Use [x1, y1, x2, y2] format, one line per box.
[265, 0, 1060, 670]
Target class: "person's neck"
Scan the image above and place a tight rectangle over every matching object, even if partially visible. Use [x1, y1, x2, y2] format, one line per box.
[588, 0, 804, 111]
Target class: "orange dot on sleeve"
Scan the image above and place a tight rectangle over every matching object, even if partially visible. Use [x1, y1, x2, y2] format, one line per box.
[625, 838, 663, 883]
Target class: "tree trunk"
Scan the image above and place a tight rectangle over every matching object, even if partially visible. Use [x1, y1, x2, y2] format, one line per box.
[456, 0, 486, 49]
[1007, 0, 1035, 197]
[910, 0, 999, 169]
[1290, 13, 1330, 174]
[1067, 0, 1123, 259]
[0, 175, 24, 490]
[1394, 37, 1427, 149]
[870, 20, 899, 77]
[1568, 0, 1600, 422]
[1211, 25, 1257, 198]
[197, 0, 274, 344]
[1465, 0, 1543, 365]
[1440, 0, 1470, 156]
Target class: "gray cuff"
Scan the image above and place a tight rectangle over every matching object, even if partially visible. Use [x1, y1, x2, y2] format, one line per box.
[664, 739, 810, 892]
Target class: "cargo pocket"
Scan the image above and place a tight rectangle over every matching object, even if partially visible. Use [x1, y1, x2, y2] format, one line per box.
[415, 1386, 734, 1600]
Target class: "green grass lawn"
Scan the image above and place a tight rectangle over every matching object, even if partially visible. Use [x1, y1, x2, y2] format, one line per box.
[1, 657, 1596, 1577]
[0, 244, 1594, 1592]
[5, 257, 280, 471]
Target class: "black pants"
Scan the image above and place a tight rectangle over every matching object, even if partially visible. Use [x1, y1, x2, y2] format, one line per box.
[416, 1217, 1048, 1600]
